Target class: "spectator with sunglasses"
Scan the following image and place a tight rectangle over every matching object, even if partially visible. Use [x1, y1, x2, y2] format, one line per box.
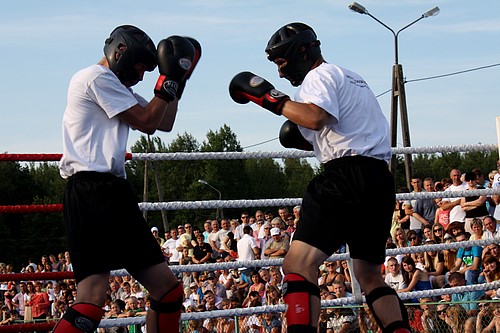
[419, 297, 450, 333]
[473, 295, 494, 333]
[431, 224, 445, 244]
[234, 212, 251, 242]
[259, 223, 274, 260]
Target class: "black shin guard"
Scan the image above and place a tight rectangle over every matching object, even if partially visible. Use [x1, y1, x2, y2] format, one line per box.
[365, 286, 410, 333]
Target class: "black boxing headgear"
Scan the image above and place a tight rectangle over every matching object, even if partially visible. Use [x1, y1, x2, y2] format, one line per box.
[265, 22, 321, 86]
[104, 25, 157, 83]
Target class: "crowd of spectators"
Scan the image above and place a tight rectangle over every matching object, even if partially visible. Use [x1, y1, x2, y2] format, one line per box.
[2, 165, 500, 332]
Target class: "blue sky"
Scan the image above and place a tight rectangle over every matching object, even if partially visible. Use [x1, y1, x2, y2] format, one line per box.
[1, 1, 499, 157]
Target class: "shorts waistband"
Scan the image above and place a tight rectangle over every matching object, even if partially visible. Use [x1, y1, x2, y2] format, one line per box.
[323, 155, 388, 170]
[67, 171, 118, 182]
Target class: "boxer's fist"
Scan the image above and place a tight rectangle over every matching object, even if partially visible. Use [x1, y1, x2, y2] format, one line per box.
[279, 120, 314, 151]
[154, 36, 195, 102]
[229, 71, 289, 115]
[176, 37, 202, 100]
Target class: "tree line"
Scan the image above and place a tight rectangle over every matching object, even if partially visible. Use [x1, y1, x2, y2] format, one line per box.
[0, 124, 497, 270]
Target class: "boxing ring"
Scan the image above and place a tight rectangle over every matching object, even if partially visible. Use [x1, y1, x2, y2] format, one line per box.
[1, 143, 500, 332]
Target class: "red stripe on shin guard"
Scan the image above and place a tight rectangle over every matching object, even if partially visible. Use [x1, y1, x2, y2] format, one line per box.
[283, 273, 315, 327]
[153, 283, 183, 331]
[52, 303, 103, 332]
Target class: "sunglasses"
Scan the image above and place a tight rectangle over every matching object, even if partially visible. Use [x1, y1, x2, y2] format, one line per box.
[434, 229, 443, 232]
[264, 227, 271, 230]
[437, 309, 447, 315]
[409, 237, 417, 241]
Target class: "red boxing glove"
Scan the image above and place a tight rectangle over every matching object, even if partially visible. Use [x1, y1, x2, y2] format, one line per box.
[229, 71, 290, 115]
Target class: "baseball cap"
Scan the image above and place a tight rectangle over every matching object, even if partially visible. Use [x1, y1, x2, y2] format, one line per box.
[271, 228, 281, 236]
[189, 282, 197, 288]
[151, 227, 158, 232]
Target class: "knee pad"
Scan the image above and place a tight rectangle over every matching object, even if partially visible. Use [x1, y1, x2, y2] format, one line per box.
[365, 286, 409, 332]
[149, 282, 183, 331]
[282, 273, 320, 333]
[52, 302, 103, 333]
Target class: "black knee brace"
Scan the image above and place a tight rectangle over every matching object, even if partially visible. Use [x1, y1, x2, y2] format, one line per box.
[52, 302, 103, 333]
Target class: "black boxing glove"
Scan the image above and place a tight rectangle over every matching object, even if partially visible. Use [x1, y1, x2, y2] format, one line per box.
[229, 71, 290, 115]
[176, 37, 202, 100]
[154, 36, 195, 102]
[279, 120, 314, 151]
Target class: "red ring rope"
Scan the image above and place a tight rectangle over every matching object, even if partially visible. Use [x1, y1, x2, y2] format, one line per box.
[0, 204, 63, 214]
[0, 271, 74, 282]
[0, 321, 56, 332]
[0, 153, 133, 161]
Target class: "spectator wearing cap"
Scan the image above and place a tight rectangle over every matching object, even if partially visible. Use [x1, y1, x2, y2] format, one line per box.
[204, 272, 226, 299]
[263, 228, 290, 259]
[186, 282, 201, 308]
[150, 226, 165, 246]
[461, 171, 488, 234]
[177, 224, 194, 258]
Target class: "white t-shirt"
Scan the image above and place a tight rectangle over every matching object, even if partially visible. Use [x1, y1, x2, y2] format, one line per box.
[442, 183, 468, 222]
[163, 238, 181, 263]
[295, 63, 391, 164]
[493, 179, 500, 220]
[60, 64, 146, 179]
[237, 234, 258, 262]
[384, 272, 406, 291]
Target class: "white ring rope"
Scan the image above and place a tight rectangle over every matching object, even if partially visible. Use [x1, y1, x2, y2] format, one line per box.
[130, 143, 497, 161]
[138, 188, 500, 211]
[98, 143, 498, 328]
[98, 280, 500, 328]
[109, 238, 500, 277]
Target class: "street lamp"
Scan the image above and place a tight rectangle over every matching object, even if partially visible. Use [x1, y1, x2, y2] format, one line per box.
[198, 179, 223, 219]
[349, 2, 439, 189]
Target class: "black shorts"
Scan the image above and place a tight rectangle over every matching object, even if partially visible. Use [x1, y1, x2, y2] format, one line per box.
[63, 172, 166, 282]
[293, 156, 394, 264]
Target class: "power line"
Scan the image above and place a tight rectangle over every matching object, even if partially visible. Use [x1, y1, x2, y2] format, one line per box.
[244, 62, 500, 149]
[376, 62, 500, 98]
